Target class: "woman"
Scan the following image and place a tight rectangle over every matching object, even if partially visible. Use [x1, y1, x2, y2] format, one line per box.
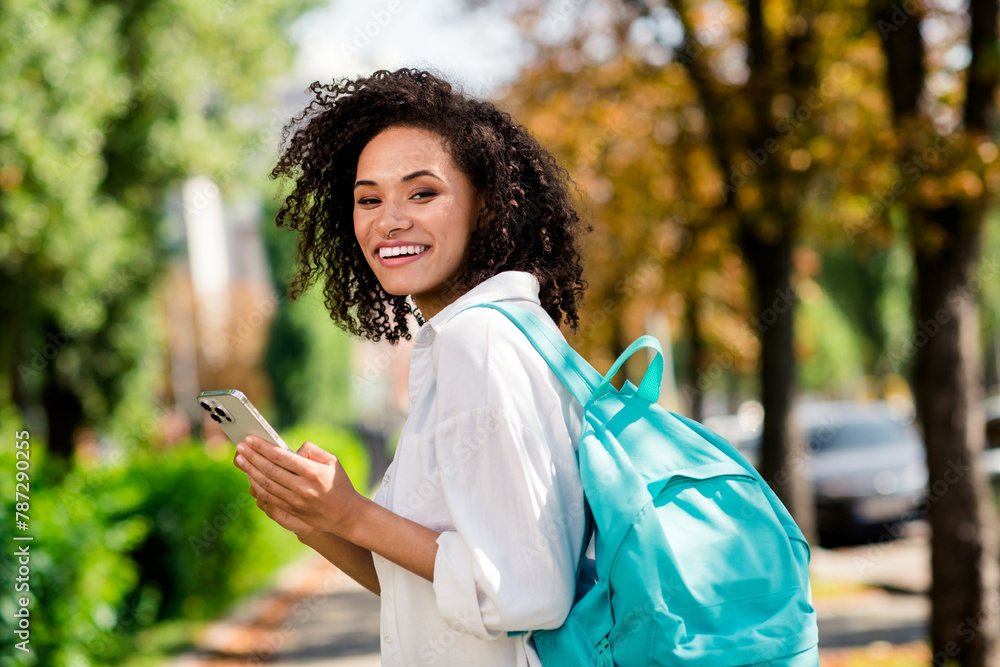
[234, 68, 589, 666]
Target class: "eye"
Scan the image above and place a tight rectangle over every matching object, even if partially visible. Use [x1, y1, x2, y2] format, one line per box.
[411, 190, 436, 200]
[356, 196, 381, 206]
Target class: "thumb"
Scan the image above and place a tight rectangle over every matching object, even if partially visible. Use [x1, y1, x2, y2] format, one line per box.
[298, 441, 337, 464]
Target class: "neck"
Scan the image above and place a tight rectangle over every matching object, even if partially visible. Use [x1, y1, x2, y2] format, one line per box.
[412, 287, 465, 322]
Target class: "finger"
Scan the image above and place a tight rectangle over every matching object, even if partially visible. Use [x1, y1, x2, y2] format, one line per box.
[298, 441, 337, 464]
[248, 476, 293, 513]
[242, 436, 316, 477]
[236, 448, 297, 502]
[237, 439, 302, 488]
[239, 453, 300, 506]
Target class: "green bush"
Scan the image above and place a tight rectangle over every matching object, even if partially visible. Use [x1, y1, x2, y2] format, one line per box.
[0, 419, 368, 667]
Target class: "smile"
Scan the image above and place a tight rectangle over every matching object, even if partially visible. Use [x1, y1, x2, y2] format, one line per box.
[379, 244, 428, 259]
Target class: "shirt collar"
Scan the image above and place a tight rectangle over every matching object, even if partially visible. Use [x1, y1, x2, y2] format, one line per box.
[421, 271, 541, 336]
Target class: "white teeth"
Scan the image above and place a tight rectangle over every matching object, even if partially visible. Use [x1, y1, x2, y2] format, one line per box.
[379, 245, 428, 258]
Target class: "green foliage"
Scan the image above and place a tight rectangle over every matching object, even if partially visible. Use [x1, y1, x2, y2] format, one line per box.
[981, 211, 1000, 358]
[0, 0, 316, 455]
[0, 421, 367, 667]
[283, 422, 370, 492]
[794, 282, 866, 394]
[262, 205, 356, 429]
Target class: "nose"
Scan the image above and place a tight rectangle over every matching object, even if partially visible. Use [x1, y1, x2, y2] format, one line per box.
[374, 199, 413, 238]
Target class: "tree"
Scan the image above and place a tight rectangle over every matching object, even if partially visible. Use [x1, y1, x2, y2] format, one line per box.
[0, 0, 315, 458]
[503, 54, 759, 421]
[873, 0, 1000, 663]
[629, 0, 845, 541]
[504, 0, 884, 537]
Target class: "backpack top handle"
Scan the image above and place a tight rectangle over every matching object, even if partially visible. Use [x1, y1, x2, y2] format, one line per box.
[592, 335, 663, 404]
[465, 302, 665, 407]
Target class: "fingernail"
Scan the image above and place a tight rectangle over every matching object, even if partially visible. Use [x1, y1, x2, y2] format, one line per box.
[236, 444, 245, 453]
[236, 455, 246, 466]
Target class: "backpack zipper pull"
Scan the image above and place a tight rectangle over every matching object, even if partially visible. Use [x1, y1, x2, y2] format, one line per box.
[597, 637, 612, 666]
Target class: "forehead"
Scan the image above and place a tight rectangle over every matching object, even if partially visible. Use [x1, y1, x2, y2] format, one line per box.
[356, 126, 454, 175]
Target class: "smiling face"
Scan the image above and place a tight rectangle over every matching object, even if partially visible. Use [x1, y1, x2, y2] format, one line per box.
[353, 126, 482, 321]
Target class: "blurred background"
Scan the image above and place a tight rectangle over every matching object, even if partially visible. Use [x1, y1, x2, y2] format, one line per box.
[3, 0, 1000, 665]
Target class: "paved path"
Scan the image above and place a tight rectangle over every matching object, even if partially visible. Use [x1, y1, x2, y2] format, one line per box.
[172, 529, 931, 665]
[267, 576, 381, 667]
[169, 556, 382, 667]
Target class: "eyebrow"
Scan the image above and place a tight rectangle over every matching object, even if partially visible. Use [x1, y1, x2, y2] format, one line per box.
[353, 170, 444, 189]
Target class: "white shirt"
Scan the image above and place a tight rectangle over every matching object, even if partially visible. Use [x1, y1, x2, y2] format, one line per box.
[372, 271, 586, 667]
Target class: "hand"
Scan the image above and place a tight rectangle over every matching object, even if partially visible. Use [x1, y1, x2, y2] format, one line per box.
[234, 436, 363, 538]
[233, 447, 312, 536]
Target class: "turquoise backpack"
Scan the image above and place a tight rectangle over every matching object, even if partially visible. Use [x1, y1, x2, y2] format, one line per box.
[473, 303, 819, 667]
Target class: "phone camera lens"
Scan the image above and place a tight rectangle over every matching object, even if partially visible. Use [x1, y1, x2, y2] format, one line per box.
[211, 413, 222, 423]
[214, 407, 226, 417]
[199, 402, 212, 412]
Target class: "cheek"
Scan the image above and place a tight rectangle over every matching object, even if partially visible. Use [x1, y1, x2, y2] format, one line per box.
[353, 210, 363, 237]
[353, 213, 368, 246]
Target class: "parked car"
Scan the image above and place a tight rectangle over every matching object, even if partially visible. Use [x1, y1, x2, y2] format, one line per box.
[704, 400, 928, 546]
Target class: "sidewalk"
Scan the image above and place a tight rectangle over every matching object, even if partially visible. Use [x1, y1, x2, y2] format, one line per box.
[810, 529, 930, 650]
[172, 529, 931, 666]
[169, 554, 381, 667]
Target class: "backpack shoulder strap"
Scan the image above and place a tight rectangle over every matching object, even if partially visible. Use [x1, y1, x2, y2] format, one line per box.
[459, 302, 601, 406]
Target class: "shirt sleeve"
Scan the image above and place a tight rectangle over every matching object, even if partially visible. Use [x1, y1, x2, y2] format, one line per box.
[429, 308, 585, 640]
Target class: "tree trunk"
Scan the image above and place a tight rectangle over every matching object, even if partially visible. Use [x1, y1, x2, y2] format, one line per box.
[742, 226, 816, 543]
[912, 204, 998, 667]
[875, 0, 1000, 662]
[41, 365, 83, 460]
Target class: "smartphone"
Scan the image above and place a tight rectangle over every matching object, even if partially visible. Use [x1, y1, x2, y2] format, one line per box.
[196, 389, 291, 451]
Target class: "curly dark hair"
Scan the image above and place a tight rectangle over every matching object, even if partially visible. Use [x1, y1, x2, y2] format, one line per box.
[271, 68, 588, 343]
